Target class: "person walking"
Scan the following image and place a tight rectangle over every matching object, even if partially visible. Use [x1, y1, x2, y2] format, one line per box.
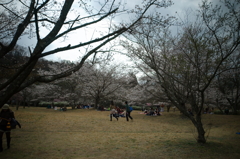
[0, 104, 15, 152]
[109, 101, 118, 121]
[125, 101, 133, 121]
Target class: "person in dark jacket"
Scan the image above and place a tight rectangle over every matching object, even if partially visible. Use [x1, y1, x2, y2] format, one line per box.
[0, 104, 15, 152]
[125, 101, 133, 121]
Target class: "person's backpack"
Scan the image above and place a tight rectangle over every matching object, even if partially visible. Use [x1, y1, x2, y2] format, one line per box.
[129, 106, 133, 112]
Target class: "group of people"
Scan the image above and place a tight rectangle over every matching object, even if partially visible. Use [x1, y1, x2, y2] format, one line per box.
[203, 107, 214, 114]
[76, 104, 91, 109]
[109, 101, 133, 121]
[0, 101, 133, 152]
[144, 107, 161, 116]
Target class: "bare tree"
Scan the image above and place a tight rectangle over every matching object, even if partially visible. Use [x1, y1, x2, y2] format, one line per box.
[0, 0, 173, 107]
[122, 0, 240, 143]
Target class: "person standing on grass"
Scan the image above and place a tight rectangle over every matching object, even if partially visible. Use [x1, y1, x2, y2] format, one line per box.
[125, 101, 133, 121]
[0, 104, 15, 152]
[110, 101, 118, 121]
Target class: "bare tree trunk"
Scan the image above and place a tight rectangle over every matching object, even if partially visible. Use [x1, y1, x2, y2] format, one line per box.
[215, 99, 224, 114]
[232, 102, 239, 115]
[94, 97, 100, 109]
[227, 97, 239, 115]
[195, 114, 206, 143]
[72, 101, 75, 109]
[16, 101, 20, 110]
[27, 101, 30, 108]
[167, 105, 171, 112]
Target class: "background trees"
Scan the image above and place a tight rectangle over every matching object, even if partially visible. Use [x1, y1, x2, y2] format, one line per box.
[122, 0, 240, 143]
[1, 0, 239, 145]
[214, 49, 240, 114]
[82, 63, 125, 108]
[0, 0, 171, 107]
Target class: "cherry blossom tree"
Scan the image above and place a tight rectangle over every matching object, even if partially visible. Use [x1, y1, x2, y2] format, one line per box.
[122, 0, 240, 143]
[0, 0, 173, 107]
[80, 61, 127, 108]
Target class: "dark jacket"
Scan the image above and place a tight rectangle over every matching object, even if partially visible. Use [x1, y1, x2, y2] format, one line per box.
[125, 104, 130, 112]
[0, 109, 15, 126]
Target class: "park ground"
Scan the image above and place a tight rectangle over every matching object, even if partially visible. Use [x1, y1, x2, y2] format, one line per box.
[1, 107, 240, 159]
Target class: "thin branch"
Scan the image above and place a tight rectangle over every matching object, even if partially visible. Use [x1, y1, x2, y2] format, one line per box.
[34, 8, 41, 40]
[0, 0, 35, 58]
[29, 18, 56, 24]
[0, 0, 13, 5]
[28, 46, 32, 55]
[52, 8, 119, 43]
[69, 15, 80, 29]
[35, 0, 50, 11]
[38, 27, 126, 58]
[19, 0, 29, 8]
[17, 29, 126, 91]
[1, 2, 22, 19]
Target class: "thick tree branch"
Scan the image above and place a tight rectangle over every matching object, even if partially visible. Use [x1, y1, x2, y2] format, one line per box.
[51, 8, 119, 44]
[40, 0, 74, 48]
[17, 28, 125, 91]
[0, 0, 35, 58]
[38, 27, 126, 58]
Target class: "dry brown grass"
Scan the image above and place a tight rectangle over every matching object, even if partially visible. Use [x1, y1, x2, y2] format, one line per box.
[1, 107, 240, 159]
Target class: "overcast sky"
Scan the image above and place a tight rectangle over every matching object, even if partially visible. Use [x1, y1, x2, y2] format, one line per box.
[16, 0, 216, 62]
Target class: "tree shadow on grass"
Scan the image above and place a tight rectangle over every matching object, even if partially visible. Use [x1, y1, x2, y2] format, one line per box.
[171, 139, 240, 159]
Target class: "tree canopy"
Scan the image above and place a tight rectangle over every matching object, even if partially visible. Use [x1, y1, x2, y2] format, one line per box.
[0, 0, 172, 106]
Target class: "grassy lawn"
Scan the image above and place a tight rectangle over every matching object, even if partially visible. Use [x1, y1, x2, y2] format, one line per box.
[1, 107, 240, 159]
